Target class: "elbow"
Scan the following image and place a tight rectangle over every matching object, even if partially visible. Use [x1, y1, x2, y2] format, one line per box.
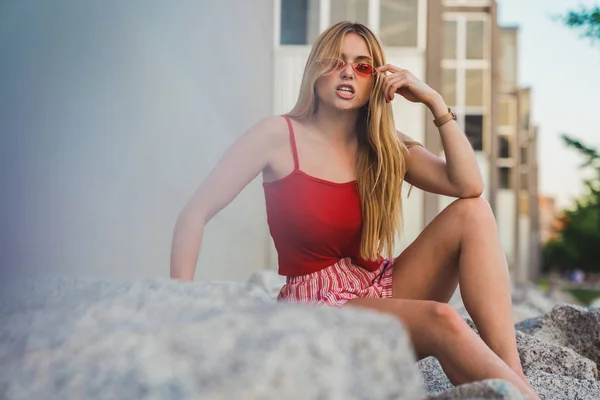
[458, 180, 484, 199]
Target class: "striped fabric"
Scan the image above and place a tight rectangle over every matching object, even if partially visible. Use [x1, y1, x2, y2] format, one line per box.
[277, 257, 394, 306]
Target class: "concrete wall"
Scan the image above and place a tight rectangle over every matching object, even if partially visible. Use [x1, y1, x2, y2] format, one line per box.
[1, 1, 274, 282]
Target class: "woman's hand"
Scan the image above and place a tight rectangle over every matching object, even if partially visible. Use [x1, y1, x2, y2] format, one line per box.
[377, 64, 441, 108]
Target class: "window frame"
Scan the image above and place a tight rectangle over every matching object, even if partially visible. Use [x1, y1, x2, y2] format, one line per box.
[441, 12, 491, 153]
[274, 0, 427, 50]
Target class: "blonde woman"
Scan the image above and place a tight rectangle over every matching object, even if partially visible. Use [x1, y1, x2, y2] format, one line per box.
[170, 22, 539, 399]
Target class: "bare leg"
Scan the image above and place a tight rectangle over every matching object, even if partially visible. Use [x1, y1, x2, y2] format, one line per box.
[345, 298, 539, 399]
[389, 199, 534, 389]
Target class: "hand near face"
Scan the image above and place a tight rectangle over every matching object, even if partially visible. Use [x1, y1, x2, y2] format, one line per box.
[376, 64, 440, 106]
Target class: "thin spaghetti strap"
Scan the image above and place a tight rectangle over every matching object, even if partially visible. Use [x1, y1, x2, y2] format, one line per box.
[282, 115, 299, 170]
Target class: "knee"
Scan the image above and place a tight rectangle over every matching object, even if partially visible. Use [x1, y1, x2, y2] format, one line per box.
[449, 197, 495, 226]
[427, 302, 468, 338]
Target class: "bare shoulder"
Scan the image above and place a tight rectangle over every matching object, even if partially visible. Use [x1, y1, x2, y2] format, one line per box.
[246, 115, 290, 148]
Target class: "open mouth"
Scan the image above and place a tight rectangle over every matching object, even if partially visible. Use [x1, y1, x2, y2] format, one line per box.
[335, 84, 355, 99]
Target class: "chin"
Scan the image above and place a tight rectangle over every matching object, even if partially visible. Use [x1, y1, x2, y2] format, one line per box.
[333, 99, 364, 111]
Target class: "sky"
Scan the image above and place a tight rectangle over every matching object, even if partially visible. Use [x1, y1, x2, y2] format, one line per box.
[497, 0, 600, 208]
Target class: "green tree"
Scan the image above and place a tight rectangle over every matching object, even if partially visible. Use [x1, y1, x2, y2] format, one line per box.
[542, 135, 600, 274]
[560, 5, 600, 44]
[543, 6, 600, 274]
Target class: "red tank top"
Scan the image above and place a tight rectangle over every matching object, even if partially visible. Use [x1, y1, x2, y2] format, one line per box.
[263, 115, 382, 276]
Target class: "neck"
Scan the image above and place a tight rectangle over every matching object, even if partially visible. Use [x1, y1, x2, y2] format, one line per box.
[310, 105, 361, 145]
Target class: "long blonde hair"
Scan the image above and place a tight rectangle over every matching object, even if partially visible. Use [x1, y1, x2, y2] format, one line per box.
[287, 21, 414, 261]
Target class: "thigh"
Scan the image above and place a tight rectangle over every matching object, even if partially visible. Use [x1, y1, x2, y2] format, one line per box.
[391, 199, 468, 302]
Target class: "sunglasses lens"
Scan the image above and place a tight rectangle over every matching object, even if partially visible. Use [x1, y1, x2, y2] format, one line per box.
[354, 63, 374, 75]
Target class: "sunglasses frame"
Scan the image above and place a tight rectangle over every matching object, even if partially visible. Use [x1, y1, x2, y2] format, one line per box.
[318, 57, 378, 76]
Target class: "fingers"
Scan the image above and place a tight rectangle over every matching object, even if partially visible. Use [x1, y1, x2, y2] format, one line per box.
[377, 64, 415, 102]
[384, 75, 409, 102]
[376, 63, 402, 74]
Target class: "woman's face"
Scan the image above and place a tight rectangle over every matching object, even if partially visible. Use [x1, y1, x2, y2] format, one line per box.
[314, 32, 375, 113]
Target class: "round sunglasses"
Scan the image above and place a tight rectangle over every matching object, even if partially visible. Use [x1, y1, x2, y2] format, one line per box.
[318, 57, 377, 76]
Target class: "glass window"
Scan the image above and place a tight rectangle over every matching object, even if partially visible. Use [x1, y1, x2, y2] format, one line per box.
[465, 114, 483, 151]
[380, 0, 419, 47]
[465, 69, 484, 107]
[520, 172, 529, 191]
[499, 135, 510, 158]
[520, 89, 531, 130]
[443, 20, 457, 59]
[522, 114, 530, 131]
[499, 167, 512, 189]
[466, 21, 485, 59]
[281, 0, 320, 45]
[500, 29, 517, 87]
[499, 98, 511, 126]
[331, 0, 369, 26]
[442, 68, 457, 106]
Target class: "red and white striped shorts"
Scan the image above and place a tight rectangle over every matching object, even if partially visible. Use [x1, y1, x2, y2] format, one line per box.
[277, 257, 395, 306]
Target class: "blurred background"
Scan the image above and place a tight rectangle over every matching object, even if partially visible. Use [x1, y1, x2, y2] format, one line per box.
[1, 0, 599, 305]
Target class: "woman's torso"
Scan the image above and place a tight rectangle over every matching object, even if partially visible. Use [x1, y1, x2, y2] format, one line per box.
[262, 115, 381, 276]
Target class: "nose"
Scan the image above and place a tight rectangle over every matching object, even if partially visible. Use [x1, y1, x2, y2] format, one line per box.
[340, 63, 354, 79]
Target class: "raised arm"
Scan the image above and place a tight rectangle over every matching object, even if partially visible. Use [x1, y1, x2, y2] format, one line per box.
[170, 116, 286, 280]
[400, 101, 483, 198]
[376, 63, 483, 198]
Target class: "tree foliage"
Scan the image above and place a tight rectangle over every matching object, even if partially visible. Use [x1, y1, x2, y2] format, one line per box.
[560, 5, 600, 44]
[542, 135, 600, 274]
[543, 6, 600, 274]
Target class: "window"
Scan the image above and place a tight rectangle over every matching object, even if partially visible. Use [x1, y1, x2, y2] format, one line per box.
[522, 114, 530, 131]
[442, 68, 457, 106]
[466, 21, 484, 59]
[441, 15, 489, 152]
[500, 28, 517, 87]
[280, 0, 320, 45]
[520, 172, 529, 191]
[380, 0, 419, 47]
[331, 0, 369, 26]
[465, 69, 484, 107]
[499, 167, 512, 189]
[521, 146, 528, 165]
[444, 20, 457, 59]
[499, 135, 510, 158]
[520, 89, 531, 130]
[280, 0, 422, 48]
[465, 114, 483, 151]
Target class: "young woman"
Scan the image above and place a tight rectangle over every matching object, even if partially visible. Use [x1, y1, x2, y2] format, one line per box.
[170, 21, 539, 399]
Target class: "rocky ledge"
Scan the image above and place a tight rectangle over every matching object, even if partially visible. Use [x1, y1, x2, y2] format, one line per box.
[0, 275, 598, 399]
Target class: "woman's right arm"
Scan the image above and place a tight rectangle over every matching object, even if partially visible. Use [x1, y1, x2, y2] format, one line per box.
[169, 116, 286, 281]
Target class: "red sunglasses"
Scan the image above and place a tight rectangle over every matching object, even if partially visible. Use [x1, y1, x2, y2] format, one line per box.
[318, 57, 377, 76]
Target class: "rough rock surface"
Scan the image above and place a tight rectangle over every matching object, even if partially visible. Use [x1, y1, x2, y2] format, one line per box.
[0, 277, 423, 400]
[2, 275, 600, 399]
[426, 379, 526, 400]
[515, 330, 597, 381]
[418, 305, 600, 399]
[531, 304, 600, 366]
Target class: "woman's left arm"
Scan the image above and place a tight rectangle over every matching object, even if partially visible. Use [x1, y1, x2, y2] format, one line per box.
[378, 64, 483, 198]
